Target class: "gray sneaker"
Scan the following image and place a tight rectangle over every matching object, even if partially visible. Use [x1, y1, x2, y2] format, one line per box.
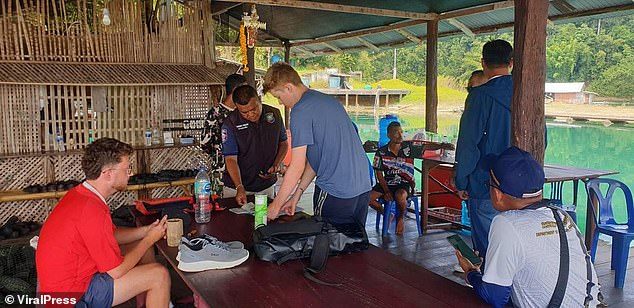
[177, 239, 249, 272]
[176, 236, 244, 261]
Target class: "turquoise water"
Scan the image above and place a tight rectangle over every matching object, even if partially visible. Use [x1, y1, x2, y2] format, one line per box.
[351, 113, 634, 233]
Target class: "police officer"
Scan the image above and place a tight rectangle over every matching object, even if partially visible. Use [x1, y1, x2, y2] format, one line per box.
[221, 85, 288, 205]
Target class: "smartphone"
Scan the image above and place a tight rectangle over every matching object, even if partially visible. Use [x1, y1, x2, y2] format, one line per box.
[447, 234, 482, 266]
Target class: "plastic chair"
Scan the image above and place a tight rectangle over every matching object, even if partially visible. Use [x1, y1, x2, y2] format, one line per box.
[375, 196, 422, 237]
[585, 178, 634, 288]
[550, 181, 577, 223]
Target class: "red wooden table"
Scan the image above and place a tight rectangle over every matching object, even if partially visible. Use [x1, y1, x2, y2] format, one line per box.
[137, 198, 487, 307]
[420, 157, 617, 247]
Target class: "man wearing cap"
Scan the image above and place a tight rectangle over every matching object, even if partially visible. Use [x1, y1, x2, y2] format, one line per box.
[455, 146, 604, 308]
[222, 84, 288, 205]
[454, 39, 514, 259]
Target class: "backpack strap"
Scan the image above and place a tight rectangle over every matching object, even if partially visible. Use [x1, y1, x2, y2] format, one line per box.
[548, 206, 569, 308]
[303, 233, 343, 287]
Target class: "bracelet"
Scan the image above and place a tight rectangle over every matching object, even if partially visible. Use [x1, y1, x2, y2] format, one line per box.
[236, 184, 244, 190]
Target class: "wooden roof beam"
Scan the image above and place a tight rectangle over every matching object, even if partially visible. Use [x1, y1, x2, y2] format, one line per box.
[551, 0, 576, 14]
[294, 46, 316, 57]
[323, 42, 342, 53]
[211, 3, 242, 16]
[356, 37, 381, 53]
[446, 18, 475, 38]
[396, 29, 422, 44]
[440, 1, 514, 20]
[215, 0, 438, 20]
[291, 19, 426, 47]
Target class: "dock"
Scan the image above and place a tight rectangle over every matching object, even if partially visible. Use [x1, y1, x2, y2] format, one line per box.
[546, 112, 634, 125]
[319, 89, 409, 109]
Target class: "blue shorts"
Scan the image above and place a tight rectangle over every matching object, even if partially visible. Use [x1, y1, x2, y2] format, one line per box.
[75, 273, 114, 308]
[313, 185, 370, 226]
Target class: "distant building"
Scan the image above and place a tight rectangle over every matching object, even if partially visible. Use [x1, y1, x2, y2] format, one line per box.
[302, 69, 353, 89]
[545, 82, 597, 104]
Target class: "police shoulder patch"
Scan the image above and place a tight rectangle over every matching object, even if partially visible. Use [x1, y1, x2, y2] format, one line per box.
[265, 112, 275, 123]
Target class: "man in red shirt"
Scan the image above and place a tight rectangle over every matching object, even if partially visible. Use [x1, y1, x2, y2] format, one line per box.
[36, 138, 170, 307]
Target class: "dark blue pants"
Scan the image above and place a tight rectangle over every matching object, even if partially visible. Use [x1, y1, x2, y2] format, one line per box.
[313, 185, 370, 226]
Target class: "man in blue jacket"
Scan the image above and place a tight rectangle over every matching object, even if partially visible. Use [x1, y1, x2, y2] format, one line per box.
[454, 39, 513, 260]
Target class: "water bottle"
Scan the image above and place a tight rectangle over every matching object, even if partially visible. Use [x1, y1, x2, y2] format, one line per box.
[144, 128, 152, 147]
[461, 201, 471, 228]
[378, 114, 399, 147]
[441, 135, 449, 157]
[194, 168, 211, 223]
[55, 130, 66, 152]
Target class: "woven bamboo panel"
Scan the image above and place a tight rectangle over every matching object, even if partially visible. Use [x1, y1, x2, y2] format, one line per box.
[0, 200, 50, 225]
[0, 156, 49, 190]
[108, 190, 138, 211]
[0, 0, 211, 64]
[150, 186, 191, 200]
[149, 146, 210, 173]
[0, 85, 41, 154]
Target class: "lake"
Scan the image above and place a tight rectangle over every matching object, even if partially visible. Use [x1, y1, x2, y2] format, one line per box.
[350, 111, 634, 233]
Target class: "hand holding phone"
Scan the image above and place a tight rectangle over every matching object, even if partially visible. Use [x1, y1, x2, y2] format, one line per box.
[447, 234, 482, 266]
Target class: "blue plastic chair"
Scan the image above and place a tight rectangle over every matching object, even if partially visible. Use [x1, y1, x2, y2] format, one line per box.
[550, 181, 577, 223]
[585, 178, 634, 288]
[375, 196, 422, 237]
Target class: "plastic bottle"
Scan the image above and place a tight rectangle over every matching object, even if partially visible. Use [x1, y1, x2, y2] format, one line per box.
[461, 200, 471, 228]
[378, 114, 399, 147]
[144, 128, 152, 147]
[194, 168, 211, 224]
[55, 130, 66, 152]
[441, 135, 449, 157]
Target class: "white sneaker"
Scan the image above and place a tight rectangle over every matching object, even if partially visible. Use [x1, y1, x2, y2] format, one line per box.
[177, 239, 249, 272]
[453, 264, 465, 273]
[176, 235, 244, 261]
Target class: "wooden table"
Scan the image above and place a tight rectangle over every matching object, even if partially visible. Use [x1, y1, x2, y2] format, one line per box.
[137, 198, 487, 308]
[420, 157, 617, 247]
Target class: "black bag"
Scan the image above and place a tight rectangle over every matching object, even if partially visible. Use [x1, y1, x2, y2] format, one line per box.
[253, 216, 369, 285]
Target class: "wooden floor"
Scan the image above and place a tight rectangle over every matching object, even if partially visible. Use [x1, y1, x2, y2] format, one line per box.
[118, 191, 634, 307]
[365, 210, 634, 307]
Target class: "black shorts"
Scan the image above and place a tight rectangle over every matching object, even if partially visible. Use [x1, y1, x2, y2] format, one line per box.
[372, 183, 411, 197]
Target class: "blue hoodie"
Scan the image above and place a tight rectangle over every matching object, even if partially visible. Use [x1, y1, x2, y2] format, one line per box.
[455, 75, 512, 200]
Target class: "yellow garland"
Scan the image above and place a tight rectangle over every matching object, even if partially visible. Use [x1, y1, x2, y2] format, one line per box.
[240, 21, 249, 72]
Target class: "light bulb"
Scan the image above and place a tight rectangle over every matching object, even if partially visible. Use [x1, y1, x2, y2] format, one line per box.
[102, 8, 111, 26]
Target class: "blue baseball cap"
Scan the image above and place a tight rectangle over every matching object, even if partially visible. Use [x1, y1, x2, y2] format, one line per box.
[488, 146, 544, 199]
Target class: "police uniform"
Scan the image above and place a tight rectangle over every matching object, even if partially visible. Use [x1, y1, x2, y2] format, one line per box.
[221, 104, 287, 193]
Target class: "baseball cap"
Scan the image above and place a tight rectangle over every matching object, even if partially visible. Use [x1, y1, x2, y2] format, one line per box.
[488, 146, 545, 199]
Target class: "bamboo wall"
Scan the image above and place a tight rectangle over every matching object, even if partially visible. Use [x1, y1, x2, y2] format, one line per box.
[0, 84, 219, 154]
[0, 0, 211, 64]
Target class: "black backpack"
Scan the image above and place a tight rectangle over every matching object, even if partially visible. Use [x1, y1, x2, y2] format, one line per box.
[253, 216, 369, 286]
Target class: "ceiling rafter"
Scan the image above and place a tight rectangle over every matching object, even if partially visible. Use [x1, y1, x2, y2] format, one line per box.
[396, 29, 422, 44]
[214, 0, 437, 20]
[446, 18, 475, 38]
[356, 37, 380, 53]
[291, 19, 426, 47]
[323, 42, 342, 53]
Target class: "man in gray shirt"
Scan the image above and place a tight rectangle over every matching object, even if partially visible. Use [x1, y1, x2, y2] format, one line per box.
[263, 62, 371, 225]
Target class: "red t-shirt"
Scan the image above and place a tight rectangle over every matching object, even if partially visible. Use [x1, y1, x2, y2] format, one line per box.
[36, 184, 124, 295]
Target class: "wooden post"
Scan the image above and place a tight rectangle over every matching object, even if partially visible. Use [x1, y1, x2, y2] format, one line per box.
[512, 0, 548, 164]
[283, 41, 291, 125]
[425, 20, 438, 133]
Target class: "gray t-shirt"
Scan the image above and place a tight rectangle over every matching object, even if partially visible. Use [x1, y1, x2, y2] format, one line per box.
[290, 90, 371, 198]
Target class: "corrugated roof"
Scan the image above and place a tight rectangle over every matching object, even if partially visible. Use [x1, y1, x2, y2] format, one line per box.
[0, 62, 225, 86]
[545, 82, 586, 93]
[213, 0, 634, 57]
